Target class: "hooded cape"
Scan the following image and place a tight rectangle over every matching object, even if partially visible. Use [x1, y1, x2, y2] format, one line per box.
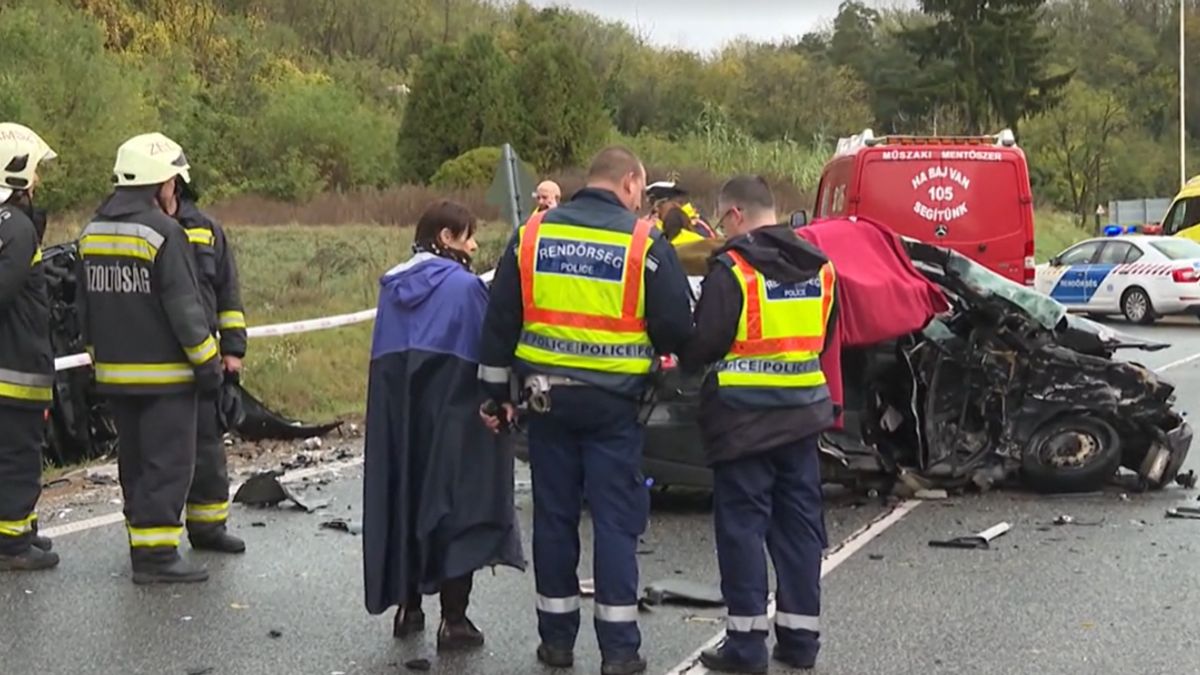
[362, 253, 525, 615]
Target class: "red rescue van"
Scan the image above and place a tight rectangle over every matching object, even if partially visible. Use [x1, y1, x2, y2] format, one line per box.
[809, 129, 1036, 285]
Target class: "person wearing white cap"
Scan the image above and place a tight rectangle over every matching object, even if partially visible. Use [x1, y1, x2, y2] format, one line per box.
[0, 122, 59, 571]
[77, 132, 222, 584]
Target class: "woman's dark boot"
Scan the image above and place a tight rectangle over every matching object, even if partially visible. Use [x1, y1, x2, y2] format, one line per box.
[437, 575, 484, 651]
[392, 591, 425, 639]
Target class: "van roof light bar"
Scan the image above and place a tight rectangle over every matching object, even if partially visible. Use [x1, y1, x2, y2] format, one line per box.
[834, 128, 1017, 156]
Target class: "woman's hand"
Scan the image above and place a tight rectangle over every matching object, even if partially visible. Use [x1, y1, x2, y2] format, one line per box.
[480, 400, 517, 434]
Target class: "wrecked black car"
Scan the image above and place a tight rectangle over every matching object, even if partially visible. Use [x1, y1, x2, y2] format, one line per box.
[40, 242, 342, 466]
[512, 220, 1192, 495]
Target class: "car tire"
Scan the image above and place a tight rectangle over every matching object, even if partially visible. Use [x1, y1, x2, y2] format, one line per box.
[1121, 287, 1156, 325]
[1021, 416, 1122, 493]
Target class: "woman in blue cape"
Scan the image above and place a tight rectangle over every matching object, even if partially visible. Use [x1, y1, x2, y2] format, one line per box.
[363, 200, 525, 651]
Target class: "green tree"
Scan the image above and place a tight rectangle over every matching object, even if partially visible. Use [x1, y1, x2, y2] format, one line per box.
[511, 40, 609, 171]
[717, 44, 871, 142]
[0, 0, 159, 211]
[396, 33, 517, 182]
[1024, 81, 1128, 221]
[901, 0, 1072, 135]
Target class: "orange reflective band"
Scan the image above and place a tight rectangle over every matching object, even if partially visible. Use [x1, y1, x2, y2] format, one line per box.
[727, 251, 763, 340]
[727, 250, 832, 355]
[820, 265, 836, 326]
[731, 336, 826, 356]
[519, 218, 653, 331]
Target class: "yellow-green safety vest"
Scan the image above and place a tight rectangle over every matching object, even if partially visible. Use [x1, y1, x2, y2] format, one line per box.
[716, 250, 836, 407]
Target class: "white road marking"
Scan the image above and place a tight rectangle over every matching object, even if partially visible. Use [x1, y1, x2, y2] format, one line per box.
[39, 457, 365, 539]
[1154, 350, 1200, 373]
[664, 499, 923, 675]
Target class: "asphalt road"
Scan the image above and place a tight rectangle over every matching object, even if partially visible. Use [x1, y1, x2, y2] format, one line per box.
[3, 316, 1200, 675]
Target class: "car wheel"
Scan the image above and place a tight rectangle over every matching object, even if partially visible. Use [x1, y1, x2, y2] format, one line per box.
[1121, 287, 1156, 325]
[1021, 416, 1122, 493]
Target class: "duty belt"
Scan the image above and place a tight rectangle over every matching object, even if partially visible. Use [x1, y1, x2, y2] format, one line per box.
[522, 374, 586, 414]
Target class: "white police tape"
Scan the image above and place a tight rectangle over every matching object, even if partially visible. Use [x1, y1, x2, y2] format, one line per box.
[52, 308, 379, 372]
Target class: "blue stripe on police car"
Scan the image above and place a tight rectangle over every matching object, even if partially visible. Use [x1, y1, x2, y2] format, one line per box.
[1049, 264, 1115, 304]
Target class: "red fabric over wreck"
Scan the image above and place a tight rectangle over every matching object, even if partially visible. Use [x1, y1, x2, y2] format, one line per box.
[796, 217, 950, 430]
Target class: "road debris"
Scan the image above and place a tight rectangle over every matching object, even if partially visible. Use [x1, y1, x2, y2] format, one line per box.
[914, 489, 948, 500]
[1166, 506, 1200, 520]
[268, 630, 283, 639]
[929, 522, 1011, 550]
[186, 668, 214, 675]
[1052, 514, 1104, 527]
[642, 579, 724, 607]
[404, 658, 432, 671]
[683, 615, 722, 625]
[233, 471, 328, 512]
[319, 518, 362, 535]
[1176, 470, 1198, 489]
[868, 553, 885, 561]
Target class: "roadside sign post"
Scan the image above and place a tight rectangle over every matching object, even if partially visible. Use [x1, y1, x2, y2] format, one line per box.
[486, 143, 537, 230]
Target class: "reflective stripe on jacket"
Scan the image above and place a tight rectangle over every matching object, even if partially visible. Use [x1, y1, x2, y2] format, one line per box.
[715, 250, 835, 408]
[0, 205, 53, 409]
[514, 216, 655, 388]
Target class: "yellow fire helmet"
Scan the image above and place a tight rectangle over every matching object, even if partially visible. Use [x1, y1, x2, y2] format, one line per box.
[112, 132, 191, 187]
[0, 122, 57, 202]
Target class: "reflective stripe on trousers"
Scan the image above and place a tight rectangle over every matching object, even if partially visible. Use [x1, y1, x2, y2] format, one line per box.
[0, 513, 36, 537]
[536, 594, 581, 614]
[185, 501, 230, 524]
[775, 611, 820, 632]
[727, 614, 771, 633]
[127, 523, 183, 548]
[595, 603, 639, 623]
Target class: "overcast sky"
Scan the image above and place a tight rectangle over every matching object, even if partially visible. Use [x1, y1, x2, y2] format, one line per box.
[524, 0, 916, 53]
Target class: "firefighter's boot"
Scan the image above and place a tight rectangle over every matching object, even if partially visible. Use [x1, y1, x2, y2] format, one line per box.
[190, 528, 245, 554]
[0, 546, 59, 572]
[131, 556, 209, 585]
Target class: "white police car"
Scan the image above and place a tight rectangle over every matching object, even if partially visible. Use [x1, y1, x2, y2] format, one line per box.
[1035, 235, 1200, 324]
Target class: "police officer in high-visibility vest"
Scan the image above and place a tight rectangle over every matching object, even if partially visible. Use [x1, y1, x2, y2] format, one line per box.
[679, 175, 837, 673]
[79, 133, 223, 584]
[0, 123, 59, 572]
[478, 147, 693, 675]
[177, 187, 248, 554]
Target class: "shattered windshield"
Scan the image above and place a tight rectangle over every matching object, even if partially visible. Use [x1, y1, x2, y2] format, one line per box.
[943, 251, 1066, 329]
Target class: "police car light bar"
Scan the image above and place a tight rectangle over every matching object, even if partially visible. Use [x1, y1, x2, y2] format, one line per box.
[834, 128, 1017, 157]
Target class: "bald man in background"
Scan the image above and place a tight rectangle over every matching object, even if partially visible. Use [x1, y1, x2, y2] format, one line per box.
[525, 181, 561, 228]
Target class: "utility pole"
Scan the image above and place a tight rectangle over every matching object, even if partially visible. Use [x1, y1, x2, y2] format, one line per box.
[1182, 0, 1188, 187]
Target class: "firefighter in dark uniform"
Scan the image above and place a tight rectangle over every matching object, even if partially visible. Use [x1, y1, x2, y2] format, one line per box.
[0, 123, 59, 572]
[478, 147, 693, 675]
[679, 175, 837, 673]
[177, 190, 247, 554]
[79, 132, 223, 585]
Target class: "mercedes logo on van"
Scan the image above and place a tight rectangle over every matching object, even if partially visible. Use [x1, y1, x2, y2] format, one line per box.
[934, 224, 949, 238]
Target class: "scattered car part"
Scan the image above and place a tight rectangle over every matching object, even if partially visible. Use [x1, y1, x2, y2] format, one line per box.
[232, 471, 326, 512]
[1166, 507, 1200, 520]
[928, 522, 1011, 550]
[642, 579, 724, 607]
[319, 518, 362, 535]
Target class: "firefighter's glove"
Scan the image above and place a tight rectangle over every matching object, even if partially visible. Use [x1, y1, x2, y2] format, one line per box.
[195, 360, 223, 394]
